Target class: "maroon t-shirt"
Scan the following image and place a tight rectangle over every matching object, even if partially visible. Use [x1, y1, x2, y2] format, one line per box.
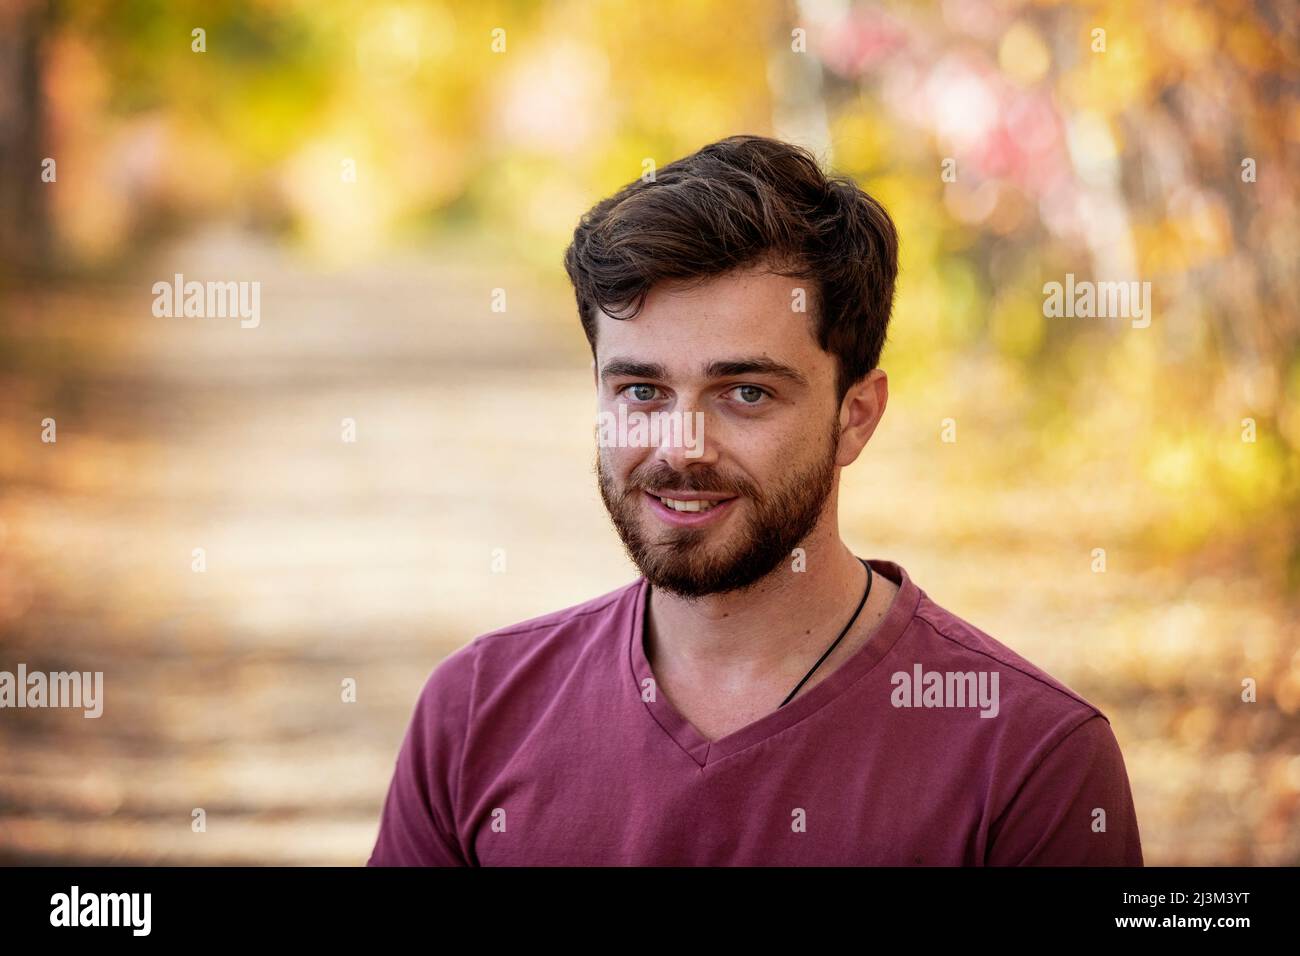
[368, 558, 1143, 865]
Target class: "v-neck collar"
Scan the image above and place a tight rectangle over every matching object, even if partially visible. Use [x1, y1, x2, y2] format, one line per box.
[627, 557, 921, 769]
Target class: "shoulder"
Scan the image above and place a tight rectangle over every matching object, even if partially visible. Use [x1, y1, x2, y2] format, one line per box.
[474, 579, 642, 646]
[896, 586, 1139, 850]
[900, 587, 1110, 738]
[417, 578, 643, 704]
[471, 578, 642, 667]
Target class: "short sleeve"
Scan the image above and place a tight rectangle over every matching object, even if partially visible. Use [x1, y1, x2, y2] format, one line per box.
[986, 714, 1143, 866]
[367, 642, 477, 866]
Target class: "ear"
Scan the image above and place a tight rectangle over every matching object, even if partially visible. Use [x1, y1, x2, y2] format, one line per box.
[835, 368, 888, 467]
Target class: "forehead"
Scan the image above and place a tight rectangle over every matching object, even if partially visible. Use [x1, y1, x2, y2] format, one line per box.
[594, 267, 826, 374]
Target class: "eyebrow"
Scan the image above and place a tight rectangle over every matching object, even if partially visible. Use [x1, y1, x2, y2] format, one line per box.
[599, 356, 809, 388]
[704, 358, 809, 388]
[599, 360, 668, 382]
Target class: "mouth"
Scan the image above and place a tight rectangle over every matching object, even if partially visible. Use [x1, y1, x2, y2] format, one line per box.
[643, 490, 739, 527]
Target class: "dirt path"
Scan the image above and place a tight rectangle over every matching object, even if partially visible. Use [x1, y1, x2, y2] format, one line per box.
[1, 231, 1295, 864]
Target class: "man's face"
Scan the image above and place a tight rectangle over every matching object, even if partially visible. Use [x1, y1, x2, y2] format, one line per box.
[594, 265, 844, 598]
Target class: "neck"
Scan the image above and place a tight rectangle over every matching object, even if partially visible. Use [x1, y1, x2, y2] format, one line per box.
[644, 524, 874, 685]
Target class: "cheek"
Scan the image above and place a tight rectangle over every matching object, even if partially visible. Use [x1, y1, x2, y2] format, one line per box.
[599, 442, 648, 482]
[724, 420, 812, 479]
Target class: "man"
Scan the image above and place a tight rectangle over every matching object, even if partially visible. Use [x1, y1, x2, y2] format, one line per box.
[368, 135, 1142, 866]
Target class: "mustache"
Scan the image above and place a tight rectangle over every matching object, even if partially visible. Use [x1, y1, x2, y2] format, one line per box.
[623, 461, 757, 498]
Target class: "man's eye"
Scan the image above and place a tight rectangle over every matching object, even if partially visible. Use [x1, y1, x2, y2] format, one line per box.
[621, 384, 660, 402]
[729, 385, 769, 405]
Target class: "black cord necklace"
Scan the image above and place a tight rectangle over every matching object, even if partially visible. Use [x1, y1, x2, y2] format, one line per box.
[778, 558, 874, 708]
[642, 558, 876, 711]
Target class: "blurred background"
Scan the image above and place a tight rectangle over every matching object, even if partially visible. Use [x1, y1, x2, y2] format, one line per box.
[0, 0, 1297, 865]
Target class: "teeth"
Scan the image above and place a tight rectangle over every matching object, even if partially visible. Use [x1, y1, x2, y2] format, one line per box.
[659, 497, 716, 513]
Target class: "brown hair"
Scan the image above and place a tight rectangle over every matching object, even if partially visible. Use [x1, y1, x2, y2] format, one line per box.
[563, 134, 899, 402]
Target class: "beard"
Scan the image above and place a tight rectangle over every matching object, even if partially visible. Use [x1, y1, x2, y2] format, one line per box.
[596, 418, 840, 598]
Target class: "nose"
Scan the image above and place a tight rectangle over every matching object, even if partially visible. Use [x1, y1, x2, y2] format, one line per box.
[651, 405, 716, 472]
